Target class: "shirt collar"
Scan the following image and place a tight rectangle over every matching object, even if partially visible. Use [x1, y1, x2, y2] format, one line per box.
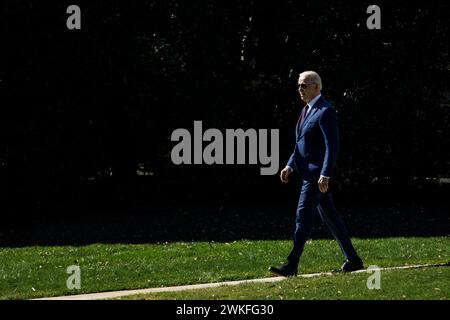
[307, 94, 322, 109]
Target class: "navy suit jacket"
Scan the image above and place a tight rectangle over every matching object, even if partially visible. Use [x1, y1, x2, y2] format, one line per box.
[287, 96, 339, 181]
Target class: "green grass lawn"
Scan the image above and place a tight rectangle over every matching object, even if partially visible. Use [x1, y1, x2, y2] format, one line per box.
[120, 267, 449, 300]
[0, 237, 448, 300]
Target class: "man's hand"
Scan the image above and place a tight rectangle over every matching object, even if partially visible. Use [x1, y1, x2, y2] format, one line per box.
[280, 166, 293, 183]
[318, 176, 329, 193]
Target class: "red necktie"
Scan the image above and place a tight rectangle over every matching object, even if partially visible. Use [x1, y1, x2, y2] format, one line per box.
[298, 105, 310, 129]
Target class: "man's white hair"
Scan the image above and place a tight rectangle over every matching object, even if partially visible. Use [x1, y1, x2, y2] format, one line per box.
[299, 71, 322, 90]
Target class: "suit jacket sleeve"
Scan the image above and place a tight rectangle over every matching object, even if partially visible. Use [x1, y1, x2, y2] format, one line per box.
[287, 149, 296, 171]
[319, 107, 339, 177]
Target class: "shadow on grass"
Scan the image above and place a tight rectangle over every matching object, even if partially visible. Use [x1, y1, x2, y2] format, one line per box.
[1, 201, 448, 247]
[1, 181, 449, 247]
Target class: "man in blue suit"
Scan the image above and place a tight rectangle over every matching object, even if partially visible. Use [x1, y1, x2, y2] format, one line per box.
[269, 71, 363, 276]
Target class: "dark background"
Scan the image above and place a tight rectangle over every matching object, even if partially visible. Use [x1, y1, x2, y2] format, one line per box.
[1, 1, 449, 246]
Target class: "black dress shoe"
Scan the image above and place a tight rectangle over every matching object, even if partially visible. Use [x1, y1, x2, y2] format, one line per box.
[332, 259, 364, 273]
[268, 263, 298, 277]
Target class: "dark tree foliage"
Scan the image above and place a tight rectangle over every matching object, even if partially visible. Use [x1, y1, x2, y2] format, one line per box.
[1, 0, 449, 214]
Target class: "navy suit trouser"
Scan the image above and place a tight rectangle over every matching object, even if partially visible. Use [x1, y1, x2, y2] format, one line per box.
[287, 179, 359, 265]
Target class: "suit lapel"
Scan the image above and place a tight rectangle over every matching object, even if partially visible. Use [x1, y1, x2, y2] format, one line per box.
[300, 96, 324, 130]
[301, 107, 318, 128]
[297, 96, 324, 140]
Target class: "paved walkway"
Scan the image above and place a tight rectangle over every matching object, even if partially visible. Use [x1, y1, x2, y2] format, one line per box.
[32, 262, 449, 300]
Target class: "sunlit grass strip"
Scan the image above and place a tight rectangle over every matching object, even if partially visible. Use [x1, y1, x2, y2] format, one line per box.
[33, 262, 449, 300]
[120, 266, 450, 300]
[0, 237, 448, 299]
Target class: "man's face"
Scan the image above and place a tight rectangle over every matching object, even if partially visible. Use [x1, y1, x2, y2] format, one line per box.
[298, 76, 318, 103]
